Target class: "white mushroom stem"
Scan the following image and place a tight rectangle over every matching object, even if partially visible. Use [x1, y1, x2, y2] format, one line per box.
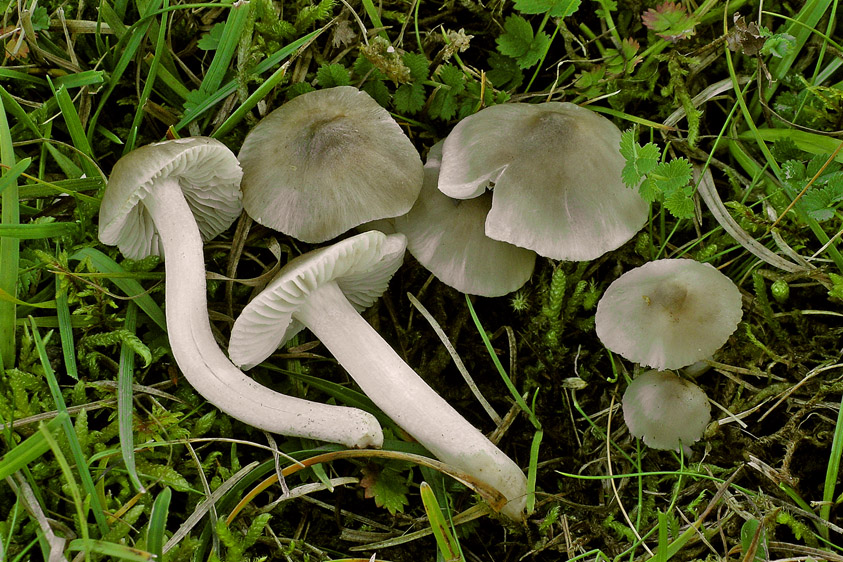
[293, 281, 528, 521]
[141, 178, 383, 448]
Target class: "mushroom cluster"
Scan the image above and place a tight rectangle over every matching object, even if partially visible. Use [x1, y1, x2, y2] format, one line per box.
[98, 87, 743, 520]
[595, 259, 742, 450]
[98, 137, 382, 448]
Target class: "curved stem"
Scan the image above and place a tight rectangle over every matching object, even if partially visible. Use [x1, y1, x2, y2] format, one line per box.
[294, 282, 527, 521]
[142, 178, 383, 448]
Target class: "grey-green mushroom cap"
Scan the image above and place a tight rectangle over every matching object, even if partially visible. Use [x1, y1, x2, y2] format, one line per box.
[237, 86, 423, 243]
[595, 259, 743, 370]
[622, 369, 710, 450]
[437, 102, 648, 261]
[229, 231, 407, 369]
[98, 137, 243, 259]
[394, 142, 536, 297]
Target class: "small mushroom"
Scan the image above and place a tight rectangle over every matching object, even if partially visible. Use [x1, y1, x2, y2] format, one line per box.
[238, 86, 424, 243]
[393, 142, 536, 297]
[229, 230, 528, 521]
[438, 102, 648, 261]
[98, 137, 383, 449]
[622, 369, 710, 450]
[595, 259, 743, 370]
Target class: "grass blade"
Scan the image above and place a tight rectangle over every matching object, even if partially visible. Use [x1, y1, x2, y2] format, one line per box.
[464, 294, 541, 429]
[197, 0, 249, 99]
[55, 270, 79, 380]
[28, 317, 111, 535]
[0, 92, 19, 369]
[119, 301, 144, 492]
[0, 413, 68, 480]
[420, 481, 465, 562]
[124, 0, 169, 154]
[820, 392, 843, 540]
[67, 539, 154, 561]
[147, 487, 172, 560]
[69, 247, 167, 332]
[173, 29, 320, 132]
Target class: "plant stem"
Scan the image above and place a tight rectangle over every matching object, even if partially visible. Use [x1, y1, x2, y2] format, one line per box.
[295, 282, 528, 521]
[143, 178, 383, 448]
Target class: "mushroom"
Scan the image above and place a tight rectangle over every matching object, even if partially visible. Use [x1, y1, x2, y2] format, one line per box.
[237, 86, 424, 243]
[595, 259, 743, 370]
[229, 230, 528, 521]
[98, 137, 383, 449]
[437, 102, 649, 261]
[622, 369, 710, 450]
[393, 142, 536, 297]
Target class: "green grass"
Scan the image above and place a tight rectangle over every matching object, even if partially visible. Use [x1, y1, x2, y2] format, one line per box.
[2, 0, 843, 560]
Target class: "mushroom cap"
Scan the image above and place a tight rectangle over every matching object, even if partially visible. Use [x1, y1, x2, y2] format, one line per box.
[394, 142, 536, 297]
[622, 369, 710, 450]
[229, 230, 407, 369]
[595, 259, 743, 370]
[237, 86, 424, 243]
[98, 137, 243, 260]
[438, 102, 648, 261]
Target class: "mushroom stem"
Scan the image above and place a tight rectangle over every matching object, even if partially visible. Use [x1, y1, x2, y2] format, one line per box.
[293, 281, 528, 521]
[141, 178, 383, 448]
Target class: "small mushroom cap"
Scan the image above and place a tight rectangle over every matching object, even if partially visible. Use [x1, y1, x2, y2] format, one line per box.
[595, 259, 743, 370]
[394, 142, 536, 297]
[238, 86, 423, 243]
[98, 137, 243, 259]
[438, 102, 648, 261]
[229, 230, 407, 369]
[622, 369, 710, 450]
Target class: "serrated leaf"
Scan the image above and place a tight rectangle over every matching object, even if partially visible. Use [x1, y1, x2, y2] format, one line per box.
[138, 461, 192, 492]
[429, 90, 459, 120]
[663, 188, 696, 219]
[197, 23, 225, 50]
[771, 138, 804, 161]
[521, 30, 551, 68]
[651, 158, 692, 193]
[360, 465, 410, 515]
[496, 16, 535, 60]
[402, 52, 430, 81]
[761, 32, 796, 58]
[639, 177, 661, 201]
[829, 273, 843, 300]
[641, 1, 696, 42]
[438, 64, 466, 94]
[316, 63, 351, 87]
[362, 79, 391, 106]
[486, 52, 524, 89]
[394, 82, 426, 114]
[513, 0, 581, 17]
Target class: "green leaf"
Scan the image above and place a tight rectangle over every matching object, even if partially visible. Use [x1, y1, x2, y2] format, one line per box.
[641, 1, 697, 42]
[650, 158, 692, 193]
[316, 63, 351, 87]
[197, 23, 225, 50]
[496, 15, 549, 69]
[402, 51, 430, 81]
[513, 0, 581, 17]
[496, 16, 535, 59]
[394, 82, 426, 114]
[438, 64, 466, 94]
[761, 31, 796, 58]
[486, 52, 524, 89]
[429, 90, 458, 120]
[663, 188, 696, 219]
[829, 272, 843, 300]
[619, 129, 660, 187]
[361, 464, 410, 515]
